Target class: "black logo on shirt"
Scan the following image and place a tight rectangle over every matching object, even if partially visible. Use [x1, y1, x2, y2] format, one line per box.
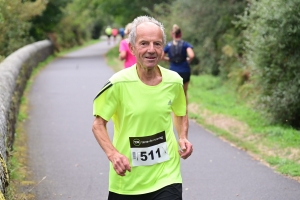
[129, 131, 166, 148]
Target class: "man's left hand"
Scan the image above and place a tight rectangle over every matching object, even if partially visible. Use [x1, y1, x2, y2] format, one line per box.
[178, 138, 193, 159]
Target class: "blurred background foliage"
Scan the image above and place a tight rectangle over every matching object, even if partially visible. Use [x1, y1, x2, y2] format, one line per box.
[239, 0, 300, 127]
[1, 0, 300, 128]
[0, 0, 46, 58]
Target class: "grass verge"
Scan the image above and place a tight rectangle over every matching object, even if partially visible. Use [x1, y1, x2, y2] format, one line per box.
[188, 74, 300, 180]
[105, 45, 123, 71]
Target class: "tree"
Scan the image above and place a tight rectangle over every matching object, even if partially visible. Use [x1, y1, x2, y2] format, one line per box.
[96, 0, 173, 25]
[241, 0, 300, 127]
[0, 0, 46, 57]
[29, 0, 71, 41]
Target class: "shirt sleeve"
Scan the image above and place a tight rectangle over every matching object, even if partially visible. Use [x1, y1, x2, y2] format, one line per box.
[164, 44, 169, 53]
[184, 41, 193, 49]
[93, 81, 119, 121]
[171, 83, 186, 116]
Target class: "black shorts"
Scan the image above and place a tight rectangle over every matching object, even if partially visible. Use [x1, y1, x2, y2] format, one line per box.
[177, 72, 191, 84]
[108, 183, 182, 200]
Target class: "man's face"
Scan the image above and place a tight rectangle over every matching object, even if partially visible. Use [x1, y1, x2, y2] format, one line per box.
[129, 22, 164, 69]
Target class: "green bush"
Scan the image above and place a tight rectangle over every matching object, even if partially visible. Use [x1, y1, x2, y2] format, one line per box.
[29, 0, 70, 41]
[0, 0, 46, 57]
[241, 0, 300, 127]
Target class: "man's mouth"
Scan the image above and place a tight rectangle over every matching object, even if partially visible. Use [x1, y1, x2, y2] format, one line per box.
[145, 56, 156, 60]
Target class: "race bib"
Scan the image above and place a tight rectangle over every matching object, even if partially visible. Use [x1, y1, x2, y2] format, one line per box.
[129, 131, 170, 167]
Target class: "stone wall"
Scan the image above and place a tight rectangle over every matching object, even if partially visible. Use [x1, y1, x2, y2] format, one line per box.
[0, 40, 54, 195]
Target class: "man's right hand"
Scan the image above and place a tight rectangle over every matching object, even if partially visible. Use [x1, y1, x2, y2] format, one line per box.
[92, 116, 131, 176]
[109, 153, 131, 176]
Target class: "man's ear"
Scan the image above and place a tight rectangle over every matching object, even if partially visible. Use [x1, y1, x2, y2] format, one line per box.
[129, 43, 135, 56]
[161, 52, 165, 59]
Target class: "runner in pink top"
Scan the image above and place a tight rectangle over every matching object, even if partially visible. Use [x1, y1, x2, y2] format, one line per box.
[112, 28, 118, 43]
[119, 23, 136, 68]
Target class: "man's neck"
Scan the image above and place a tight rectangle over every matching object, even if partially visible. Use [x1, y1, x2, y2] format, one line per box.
[136, 65, 162, 86]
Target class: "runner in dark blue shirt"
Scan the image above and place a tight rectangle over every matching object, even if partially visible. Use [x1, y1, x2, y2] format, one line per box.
[163, 24, 195, 99]
[119, 27, 125, 39]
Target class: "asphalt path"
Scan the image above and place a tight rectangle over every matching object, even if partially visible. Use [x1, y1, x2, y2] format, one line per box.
[26, 40, 300, 200]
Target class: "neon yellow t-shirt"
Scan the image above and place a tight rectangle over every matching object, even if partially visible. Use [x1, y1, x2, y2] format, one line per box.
[93, 65, 186, 195]
[105, 27, 112, 35]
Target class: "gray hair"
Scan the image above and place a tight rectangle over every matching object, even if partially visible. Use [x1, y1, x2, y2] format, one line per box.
[128, 16, 166, 46]
[124, 23, 133, 35]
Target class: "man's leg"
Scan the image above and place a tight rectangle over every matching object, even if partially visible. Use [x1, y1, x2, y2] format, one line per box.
[107, 35, 111, 44]
[183, 81, 189, 104]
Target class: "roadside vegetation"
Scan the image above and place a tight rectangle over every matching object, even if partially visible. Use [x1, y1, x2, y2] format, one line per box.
[2, 0, 300, 197]
[187, 75, 300, 180]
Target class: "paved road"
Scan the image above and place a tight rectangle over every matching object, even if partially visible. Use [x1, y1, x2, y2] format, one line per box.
[26, 40, 300, 200]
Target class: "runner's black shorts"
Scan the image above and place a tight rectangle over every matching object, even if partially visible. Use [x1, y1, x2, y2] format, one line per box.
[108, 183, 182, 200]
[177, 72, 191, 84]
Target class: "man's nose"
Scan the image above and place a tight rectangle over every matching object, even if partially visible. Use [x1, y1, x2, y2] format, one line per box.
[147, 43, 155, 52]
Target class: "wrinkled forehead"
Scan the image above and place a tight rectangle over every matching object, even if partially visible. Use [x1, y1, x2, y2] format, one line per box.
[137, 21, 159, 31]
[136, 22, 163, 38]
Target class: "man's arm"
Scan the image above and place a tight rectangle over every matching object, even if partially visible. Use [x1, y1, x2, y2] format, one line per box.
[186, 47, 194, 64]
[92, 116, 131, 176]
[119, 51, 126, 60]
[173, 114, 193, 159]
